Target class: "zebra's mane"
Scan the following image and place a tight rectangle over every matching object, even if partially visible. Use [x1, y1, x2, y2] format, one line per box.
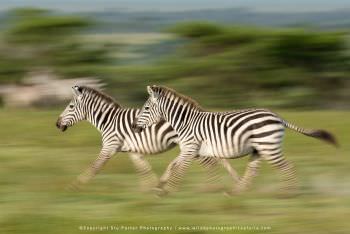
[80, 86, 121, 108]
[154, 85, 204, 111]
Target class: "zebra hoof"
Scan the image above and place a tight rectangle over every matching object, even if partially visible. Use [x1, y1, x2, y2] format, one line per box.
[139, 178, 159, 193]
[223, 189, 240, 197]
[223, 190, 234, 197]
[152, 187, 169, 197]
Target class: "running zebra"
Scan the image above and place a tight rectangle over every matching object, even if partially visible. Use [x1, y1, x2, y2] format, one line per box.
[132, 85, 337, 196]
[56, 86, 239, 191]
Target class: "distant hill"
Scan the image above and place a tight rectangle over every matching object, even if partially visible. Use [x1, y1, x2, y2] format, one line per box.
[0, 8, 349, 33]
[77, 8, 350, 33]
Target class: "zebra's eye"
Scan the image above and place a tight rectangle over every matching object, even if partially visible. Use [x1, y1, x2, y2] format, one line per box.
[144, 106, 149, 110]
[69, 104, 74, 109]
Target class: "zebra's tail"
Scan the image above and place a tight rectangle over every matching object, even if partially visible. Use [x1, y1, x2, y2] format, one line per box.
[281, 120, 338, 147]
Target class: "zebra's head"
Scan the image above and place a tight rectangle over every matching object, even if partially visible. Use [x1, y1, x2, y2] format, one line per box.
[56, 85, 86, 132]
[132, 85, 162, 133]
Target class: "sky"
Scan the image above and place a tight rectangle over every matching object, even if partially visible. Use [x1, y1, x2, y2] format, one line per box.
[0, 0, 349, 12]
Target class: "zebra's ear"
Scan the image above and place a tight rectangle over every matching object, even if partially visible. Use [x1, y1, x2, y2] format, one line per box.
[147, 85, 159, 100]
[72, 85, 83, 96]
[147, 85, 154, 95]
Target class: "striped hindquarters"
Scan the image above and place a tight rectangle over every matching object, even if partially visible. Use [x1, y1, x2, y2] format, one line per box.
[195, 109, 285, 157]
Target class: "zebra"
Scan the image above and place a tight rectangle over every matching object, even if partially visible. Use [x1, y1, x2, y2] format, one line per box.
[56, 85, 240, 191]
[132, 85, 338, 196]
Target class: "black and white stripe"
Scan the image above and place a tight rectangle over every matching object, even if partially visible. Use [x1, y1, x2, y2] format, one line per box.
[133, 85, 337, 195]
[56, 85, 239, 191]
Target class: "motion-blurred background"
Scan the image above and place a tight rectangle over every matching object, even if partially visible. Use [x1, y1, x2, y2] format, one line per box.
[0, 1, 349, 233]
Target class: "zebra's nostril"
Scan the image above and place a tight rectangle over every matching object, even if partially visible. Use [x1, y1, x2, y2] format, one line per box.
[56, 117, 64, 129]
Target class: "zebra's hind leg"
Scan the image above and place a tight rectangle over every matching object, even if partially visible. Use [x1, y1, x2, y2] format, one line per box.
[260, 148, 298, 197]
[230, 152, 261, 195]
[129, 153, 158, 192]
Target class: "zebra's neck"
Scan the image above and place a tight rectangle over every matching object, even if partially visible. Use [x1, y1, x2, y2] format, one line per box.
[85, 101, 120, 133]
[159, 96, 201, 137]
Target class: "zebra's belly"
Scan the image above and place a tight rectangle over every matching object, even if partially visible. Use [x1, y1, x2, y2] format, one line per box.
[198, 141, 253, 158]
[120, 139, 171, 155]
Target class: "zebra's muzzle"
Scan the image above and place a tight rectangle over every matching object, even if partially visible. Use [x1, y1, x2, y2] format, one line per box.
[56, 119, 68, 132]
[60, 125, 68, 132]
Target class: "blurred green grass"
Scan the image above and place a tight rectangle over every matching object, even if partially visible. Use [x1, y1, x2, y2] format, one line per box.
[0, 109, 349, 234]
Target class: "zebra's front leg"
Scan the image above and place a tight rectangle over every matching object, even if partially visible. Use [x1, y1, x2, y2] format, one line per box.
[196, 157, 239, 192]
[67, 147, 116, 190]
[196, 157, 223, 192]
[128, 153, 158, 192]
[220, 158, 240, 183]
[230, 154, 261, 195]
[155, 148, 197, 196]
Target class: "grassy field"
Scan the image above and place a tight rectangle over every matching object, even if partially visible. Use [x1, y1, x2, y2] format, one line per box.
[0, 109, 349, 234]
